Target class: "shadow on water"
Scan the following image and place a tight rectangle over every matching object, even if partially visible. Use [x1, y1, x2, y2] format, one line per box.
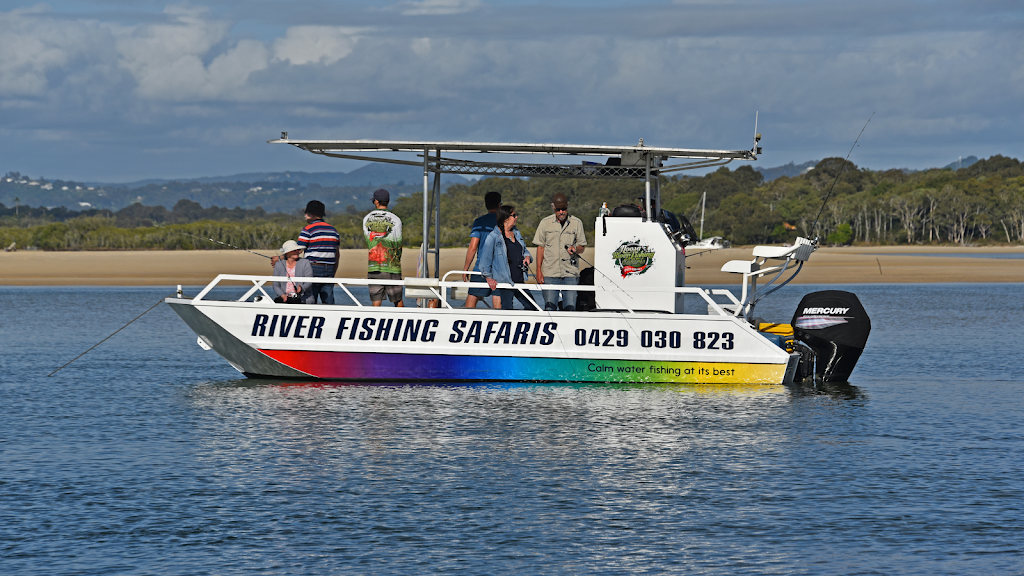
[787, 379, 866, 400]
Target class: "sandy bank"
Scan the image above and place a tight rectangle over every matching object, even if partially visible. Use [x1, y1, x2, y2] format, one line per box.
[1, 245, 1022, 286]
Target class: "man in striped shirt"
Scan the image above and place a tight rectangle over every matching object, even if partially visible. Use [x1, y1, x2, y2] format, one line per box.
[298, 200, 340, 304]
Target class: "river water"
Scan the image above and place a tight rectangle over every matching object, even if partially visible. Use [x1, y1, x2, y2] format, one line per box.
[2, 284, 1022, 575]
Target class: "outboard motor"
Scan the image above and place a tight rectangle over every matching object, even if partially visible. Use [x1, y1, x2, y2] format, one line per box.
[791, 290, 871, 383]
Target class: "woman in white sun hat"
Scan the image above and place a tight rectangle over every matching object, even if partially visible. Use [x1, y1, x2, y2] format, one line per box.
[273, 240, 315, 304]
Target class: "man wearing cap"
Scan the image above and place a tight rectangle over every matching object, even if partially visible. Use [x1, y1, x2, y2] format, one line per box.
[297, 200, 341, 304]
[533, 192, 587, 311]
[462, 191, 502, 308]
[363, 189, 404, 307]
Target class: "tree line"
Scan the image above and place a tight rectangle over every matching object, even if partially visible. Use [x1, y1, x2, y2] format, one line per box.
[391, 154, 1024, 247]
[1, 155, 1021, 251]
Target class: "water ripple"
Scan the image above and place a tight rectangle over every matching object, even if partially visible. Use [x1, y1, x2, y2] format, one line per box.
[1, 285, 1023, 574]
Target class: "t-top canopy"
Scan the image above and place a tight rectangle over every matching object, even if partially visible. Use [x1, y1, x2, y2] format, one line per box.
[269, 136, 759, 179]
[270, 137, 755, 159]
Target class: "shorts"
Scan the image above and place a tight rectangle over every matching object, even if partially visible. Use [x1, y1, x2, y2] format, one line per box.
[467, 274, 495, 299]
[368, 271, 404, 303]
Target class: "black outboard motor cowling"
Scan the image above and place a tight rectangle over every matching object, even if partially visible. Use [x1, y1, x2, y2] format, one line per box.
[792, 290, 871, 383]
[576, 266, 596, 312]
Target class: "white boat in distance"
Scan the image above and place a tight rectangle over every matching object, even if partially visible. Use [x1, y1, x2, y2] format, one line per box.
[167, 134, 871, 384]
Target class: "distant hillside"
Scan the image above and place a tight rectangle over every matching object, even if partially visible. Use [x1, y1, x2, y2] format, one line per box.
[0, 164, 470, 214]
[754, 161, 818, 182]
[943, 156, 979, 171]
[0, 154, 996, 215]
[4, 155, 1023, 250]
[111, 163, 471, 189]
[756, 156, 979, 180]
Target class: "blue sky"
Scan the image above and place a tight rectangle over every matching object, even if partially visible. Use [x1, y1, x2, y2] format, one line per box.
[1, 0, 1021, 182]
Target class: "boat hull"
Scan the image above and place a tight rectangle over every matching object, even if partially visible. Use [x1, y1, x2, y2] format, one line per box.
[167, 299, 797, 384]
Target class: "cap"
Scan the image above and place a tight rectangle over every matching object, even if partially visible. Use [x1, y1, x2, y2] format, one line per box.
[373, 188, 390, 203]
[551, 193, 568, 209]
[305, 200, 325, 218]
[279, 240, 303, 255]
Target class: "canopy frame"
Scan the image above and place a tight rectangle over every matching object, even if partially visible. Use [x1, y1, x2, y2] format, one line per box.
[270, 136, 759, 284]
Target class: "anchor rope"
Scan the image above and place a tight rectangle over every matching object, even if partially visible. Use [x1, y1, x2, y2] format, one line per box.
[48, 296, 170, 377]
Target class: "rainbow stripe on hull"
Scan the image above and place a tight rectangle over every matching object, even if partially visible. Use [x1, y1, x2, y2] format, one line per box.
[259, 349, 787, 384]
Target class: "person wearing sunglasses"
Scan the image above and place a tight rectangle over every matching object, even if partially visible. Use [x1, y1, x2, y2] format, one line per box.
[478, 204, 537, 310]
[533, 192, 587, 311]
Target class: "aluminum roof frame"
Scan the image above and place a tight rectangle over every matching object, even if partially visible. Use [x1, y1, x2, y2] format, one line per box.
[268, 137, 757, 159]
[269, 137, 757, 180]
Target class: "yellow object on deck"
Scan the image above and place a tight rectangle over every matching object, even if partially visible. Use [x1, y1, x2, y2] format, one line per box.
[758, 323, 794, 337]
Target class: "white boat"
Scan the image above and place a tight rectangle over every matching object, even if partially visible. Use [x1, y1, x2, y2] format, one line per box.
[688, 192, 730, 250]
[690, 236, 730, 250]
[167, 136, 870, 384]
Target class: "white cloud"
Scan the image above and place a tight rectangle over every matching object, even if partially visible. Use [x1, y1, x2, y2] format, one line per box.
[115, 6, 268, 100]
[411, 38, 432, 56]
[272, 26, 367, 66]
[396, 0, 482, 16]
[0, 7, 111, 97]
[208, 40, 271, 91]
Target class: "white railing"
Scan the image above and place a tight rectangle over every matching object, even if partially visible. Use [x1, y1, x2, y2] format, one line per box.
[719, 237, 816, 317]
[190, 272, 735, 316]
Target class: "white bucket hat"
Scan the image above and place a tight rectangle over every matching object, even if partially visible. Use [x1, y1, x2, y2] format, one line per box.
[279, 240, 303, 255]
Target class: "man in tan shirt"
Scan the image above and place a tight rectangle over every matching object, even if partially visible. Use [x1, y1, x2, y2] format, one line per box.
[533, 192, 587, 311]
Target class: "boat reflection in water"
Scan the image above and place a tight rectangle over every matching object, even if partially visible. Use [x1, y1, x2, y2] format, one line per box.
[198, 378, 796, 397]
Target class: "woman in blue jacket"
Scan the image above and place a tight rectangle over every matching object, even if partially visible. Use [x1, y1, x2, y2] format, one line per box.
[478, 205, 537, 310]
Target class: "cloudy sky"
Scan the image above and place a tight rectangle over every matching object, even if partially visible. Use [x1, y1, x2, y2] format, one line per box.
[1, 0, 1021, 182]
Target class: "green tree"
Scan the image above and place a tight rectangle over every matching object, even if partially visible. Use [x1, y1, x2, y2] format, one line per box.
[826, 223, 853, 245]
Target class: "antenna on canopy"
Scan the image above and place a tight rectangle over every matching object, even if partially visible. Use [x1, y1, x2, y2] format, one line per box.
[752, 112, 762, 156]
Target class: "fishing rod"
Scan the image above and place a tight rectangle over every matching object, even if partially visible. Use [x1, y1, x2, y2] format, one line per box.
[521, 247, 659, 376]
[563, 247, 663, 358]
[569, 248, 643, 314]
[152, 223, 273, 259]
[810, 112, 874, 236]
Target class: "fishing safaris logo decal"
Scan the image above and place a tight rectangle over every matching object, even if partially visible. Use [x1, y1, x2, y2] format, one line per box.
[364, 213, 395, 241]
[611, 240, 655, 278]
